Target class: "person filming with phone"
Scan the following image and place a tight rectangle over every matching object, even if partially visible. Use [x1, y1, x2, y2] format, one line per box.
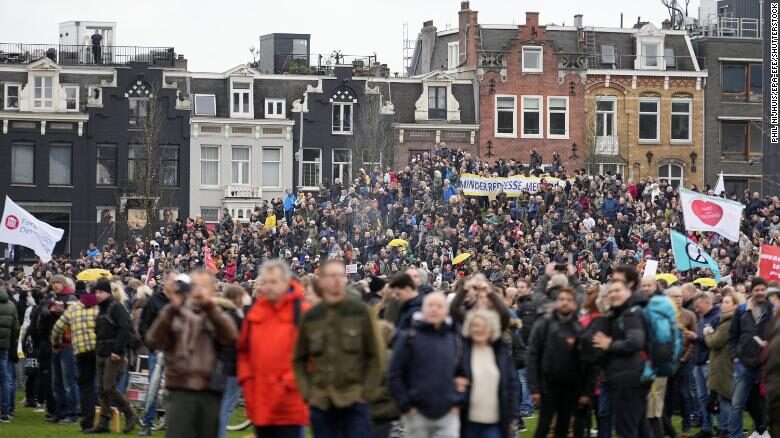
[146, 270, 239, 438]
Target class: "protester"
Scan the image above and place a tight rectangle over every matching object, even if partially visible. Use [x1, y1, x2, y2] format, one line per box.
[388, 273, 422, 332]
[765, 307, 780, 438]
[293, 259, 382, 438]
[50, 284, 98, 432]
[665, 285, 698, 436]
[0, 286, 20, 423]
[238, 260, 309, 438]
[43, 275, 80, 425]
[704, 292, 741, 438]
[87, 278, 138, 434]
[146, 271, 238, 438]
[389, 291, 462, 438]
[215, 284, 243, 438]
[688, 291, 721, 438]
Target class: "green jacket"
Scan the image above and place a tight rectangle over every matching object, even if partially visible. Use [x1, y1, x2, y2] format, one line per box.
[0, 287, 20, 350]
[293, 296, 383, 411]
[705, 311, 734, 399]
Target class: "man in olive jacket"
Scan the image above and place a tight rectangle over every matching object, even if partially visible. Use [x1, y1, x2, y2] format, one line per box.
[293, 259, 383, 438]
[0, 286, 20, 422]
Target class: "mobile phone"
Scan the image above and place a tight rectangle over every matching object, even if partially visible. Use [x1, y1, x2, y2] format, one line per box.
[753, 336, 764, 345]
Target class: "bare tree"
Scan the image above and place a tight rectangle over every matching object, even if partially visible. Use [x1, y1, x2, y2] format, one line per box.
[345, 86, 395, 181]
[661, 0, 691, 29]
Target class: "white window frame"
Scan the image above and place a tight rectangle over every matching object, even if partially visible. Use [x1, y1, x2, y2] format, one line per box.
[61, 84, 79, 112]
[332, 149, 352, 184]
[670, 98, 692, 144]
[265, 98, 286, 119]
[658, 163, 684, 187]
[547, 96, 569, 139]
[595, 96, 617, 138]
[33, 75, 54, 109]
[200, 145, 220, 187]
[261, 147, 282, 188]
[494, 95, 517, 138]
[230, 80, 253, 119]
[640, 42, 663, 70]
[194, 94, 216, 116]
[638, 97, 660, 143]
[521, 95, 543, 139]
[231, 146, 251, 185]
[299, 148, 322, 188]
[4, 83, 20, 110]
[447, 41, 460, 70]
[332, 102, 353, 135]
[522, 46, 543, 73]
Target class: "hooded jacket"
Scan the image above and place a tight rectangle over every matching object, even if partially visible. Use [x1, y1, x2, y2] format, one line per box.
[0, 287, 20, 350]
[603, 295, 647, 389]
[238, 280, 309, 426]
[138, 289, 170, 346]
[704, 311, 734, 399]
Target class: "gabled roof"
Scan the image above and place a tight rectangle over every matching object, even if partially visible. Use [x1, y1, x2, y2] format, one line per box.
[222, 65, 258, 77]
[414, 70, 458, 81]
[26, 57, 61, 71]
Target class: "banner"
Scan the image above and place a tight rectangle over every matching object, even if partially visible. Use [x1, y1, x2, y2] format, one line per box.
[458, 173, 567, 196]
[670, 231, 721, 282]
[0, 196, 64, 263]
[679, 188, 744, 242]
[643, 260, 659, 279]
[713, 172, 725, 196]
[758, 244, 780, 282]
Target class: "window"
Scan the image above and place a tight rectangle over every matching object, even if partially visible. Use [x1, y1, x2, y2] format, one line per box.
[127, 145, 145, 183]
[33, 76, 53, 108]
[720, 121, 762, 159]
[49, 144, 72, 185]
[231, 81, 252, 117]
[638, 98, 660, 142]
[670, 99, 692, 142]
[521, 96, 542, 138]
[11, 143, 34, 184]
[642, 43, 660, 68]
[231, 147, 250, 184]
[301, 148, 321, 187]
[722, 64, 762, 102]
[201, 208, 220, 223]
[4, 83, 19, 110]
[194, 94, 216, 116]
[332, 102, 352, 134]
[658, 163, 683, 188]
[495, 95, 516, 137]
[64, 85, 78, 111]
[428, 86, 447, 120]
[265, 98, 286, 119]
[262, 148, 281, 187]
[447, 42, 460, 70]
[96, 145, 116, 185]
[200, 146, 219, 186]
[601, 45, 616, 65]
[292, 39, 308, 63]
[161, 147, 179, 187]
[128, 97, 148, 128]
[596, 98, 616, 138]
[522, 46, 543, 73]
[547, 97, 569, 138]
[664, 48, 676, 68]
[332, 149, 351, 184]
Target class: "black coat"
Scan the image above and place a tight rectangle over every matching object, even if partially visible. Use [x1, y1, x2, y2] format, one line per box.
[138, 289, 170, 346]
[95, 296, 132, 357]
[460, 339, 519, 438]
[603, 297, 647, 389]
[729, 302, 774, 369]
[527, 312, 586, 394]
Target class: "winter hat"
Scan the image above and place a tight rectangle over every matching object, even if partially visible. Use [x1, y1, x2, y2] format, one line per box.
[368, 276, 386, 294]
[93, 278, 112, 294]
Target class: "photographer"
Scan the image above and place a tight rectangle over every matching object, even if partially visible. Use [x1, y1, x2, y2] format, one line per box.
[146, 270, 238, 438]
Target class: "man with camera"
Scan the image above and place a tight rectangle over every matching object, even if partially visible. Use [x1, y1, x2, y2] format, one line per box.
[146, 270, 238, 438]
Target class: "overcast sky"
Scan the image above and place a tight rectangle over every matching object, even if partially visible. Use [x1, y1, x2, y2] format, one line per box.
[0, 0, 701, 73]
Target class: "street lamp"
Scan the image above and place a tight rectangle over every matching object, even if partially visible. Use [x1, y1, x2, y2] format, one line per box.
[570, 142, 578, 159]
[689, 151, 698, 172]
[486, 140, 495, 158]
[646, 150, 654, 164]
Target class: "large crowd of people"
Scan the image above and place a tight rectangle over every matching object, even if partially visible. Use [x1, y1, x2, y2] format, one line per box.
[0, 146, 779, 438]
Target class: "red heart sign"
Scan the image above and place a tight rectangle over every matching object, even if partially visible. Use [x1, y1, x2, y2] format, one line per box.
[691, 200, 723, 226]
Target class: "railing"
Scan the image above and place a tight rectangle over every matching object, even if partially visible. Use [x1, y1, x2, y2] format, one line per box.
[224, 185, 263, 198]
[586, 54, 707, 71]
[594, 137, 619, 156]
[695, 16, 762, 39]
[0, 43, 176, 66]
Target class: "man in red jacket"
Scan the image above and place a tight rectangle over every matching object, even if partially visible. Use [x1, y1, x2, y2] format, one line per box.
[238, 259, 310, 438]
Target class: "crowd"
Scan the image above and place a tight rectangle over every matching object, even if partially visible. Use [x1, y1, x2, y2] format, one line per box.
[0, 146, 778, 438]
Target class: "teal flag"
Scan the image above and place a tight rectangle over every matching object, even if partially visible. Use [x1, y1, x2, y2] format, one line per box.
[670, 231, 721, 282]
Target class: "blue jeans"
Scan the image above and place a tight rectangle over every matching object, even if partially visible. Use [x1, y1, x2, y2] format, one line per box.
[0, 349, 9, 417]
[218, 376, 241, 438]
[51, 348, 79, 420]
[142, 351, 164, 427]
[518, 368, 533, 416]
[693, 363, 712, 432]
[464, 422, 503, 438]
[718, 395, 732, 436]
[6, 356, 16, 416]
[673, 360, 696, 431]
[729, 362, 761, 438]
[310, 402, 370, 438]
[597, 385, 612, 438]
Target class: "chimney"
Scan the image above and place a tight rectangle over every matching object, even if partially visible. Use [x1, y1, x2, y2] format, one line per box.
[574, 14, 583, 29]
[420, 20, 437, 73]
[458, 1, 479, 68]
[661, 19, 673, 29]
[525, 12, 540, 29]
[175, 54, 187, 70]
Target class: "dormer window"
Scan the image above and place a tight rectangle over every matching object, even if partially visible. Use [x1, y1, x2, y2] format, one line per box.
[230, 80, 253, 118]
[3, 84, 19, 110]
[33, 76, 53, 108]
[194, 94, 216, 116]
[64, 85, 79, 111]
[642, 43, 661, 68]
[522, 46, 543, 73]
[265, 98, 286, 119]
[634, 23, 665, 71]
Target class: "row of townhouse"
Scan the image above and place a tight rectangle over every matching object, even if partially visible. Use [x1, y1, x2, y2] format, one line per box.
[0, 4, 770, 257]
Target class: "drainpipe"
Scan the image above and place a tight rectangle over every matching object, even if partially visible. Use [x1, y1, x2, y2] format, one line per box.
[298, 103, 304, 192]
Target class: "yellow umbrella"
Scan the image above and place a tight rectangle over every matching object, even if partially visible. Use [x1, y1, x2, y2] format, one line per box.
[76, 269, 112, 282]
[452, 253, 472, 265]
[388, 239, 409, 248]
[693, 277, 717, 288]
[655, 273, 678, 285]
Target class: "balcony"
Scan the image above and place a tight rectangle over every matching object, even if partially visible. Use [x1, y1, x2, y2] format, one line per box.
[594, 136, 619, 155]
[224, 185, 263, 199]
[0, 43, 176, 66]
